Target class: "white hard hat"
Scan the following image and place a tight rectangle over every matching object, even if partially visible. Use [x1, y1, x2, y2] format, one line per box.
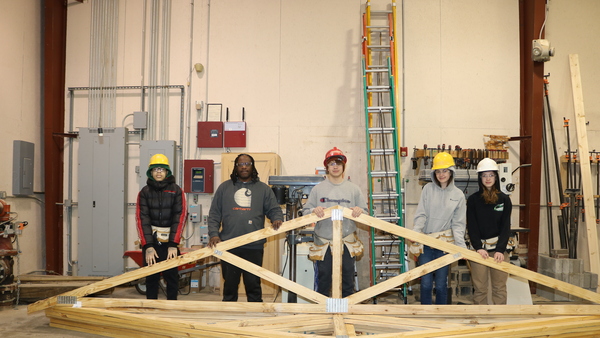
[477, 158, 498, 172]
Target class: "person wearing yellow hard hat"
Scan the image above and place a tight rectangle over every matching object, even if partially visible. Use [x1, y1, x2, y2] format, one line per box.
[303, 147, 368, 298]
[467, 158, 512, 305]
[135, 153, 186, 300]
[412, 151, 467, 305]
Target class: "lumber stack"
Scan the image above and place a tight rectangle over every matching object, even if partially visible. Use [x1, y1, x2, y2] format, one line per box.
[44, 300, 600, 337]
[19, 275, 113, 303]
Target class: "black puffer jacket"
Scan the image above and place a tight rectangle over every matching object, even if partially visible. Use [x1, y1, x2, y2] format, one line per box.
[135, 175, 186, 249]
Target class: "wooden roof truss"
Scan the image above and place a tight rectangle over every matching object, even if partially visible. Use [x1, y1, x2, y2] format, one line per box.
[29, 206, 600, 337]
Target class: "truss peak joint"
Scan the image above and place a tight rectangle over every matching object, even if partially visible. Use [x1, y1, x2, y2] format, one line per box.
[326, 298, 349, 313]
[214, 249, 223, 256]
[331, 209, 344, 221]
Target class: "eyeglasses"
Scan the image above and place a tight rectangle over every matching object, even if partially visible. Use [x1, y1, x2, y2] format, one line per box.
[328, 160, 344, 167]
[236, 162, 253, 167]
[152, 167, 166, 173]
[435, 169, 450, 174]
[481, 173, 496, 178]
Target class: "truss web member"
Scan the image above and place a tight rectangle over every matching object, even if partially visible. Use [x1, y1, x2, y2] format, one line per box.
[135, 154, 187, 300]
[303, 147, 368, 298]
[412, 152, 467, 305]
[207, 154, 283, 302]
[467, 158, 512, 305]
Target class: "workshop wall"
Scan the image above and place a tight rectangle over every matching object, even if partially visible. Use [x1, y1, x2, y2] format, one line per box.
[0, 1, 44, 275]
[2, 0, 599, 275]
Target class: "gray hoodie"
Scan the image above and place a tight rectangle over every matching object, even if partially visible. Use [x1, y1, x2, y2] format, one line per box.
[303, 179, 368, 243]
[413, 166, 467, 249]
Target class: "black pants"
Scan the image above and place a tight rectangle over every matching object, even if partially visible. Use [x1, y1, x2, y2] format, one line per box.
[221, 247, 264, 302]
[143, 244, 179, 300]
[316, 245, 355, 298]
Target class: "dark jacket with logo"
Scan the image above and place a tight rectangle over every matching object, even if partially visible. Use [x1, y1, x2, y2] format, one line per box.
[136, 175, 186, 249]
[207, 178, 283, 250]
[466, 176, 512, 253]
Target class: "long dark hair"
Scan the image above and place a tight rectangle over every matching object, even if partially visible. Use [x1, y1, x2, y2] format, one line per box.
[479, 171, 499, 204]
[230, 153, 259, 183]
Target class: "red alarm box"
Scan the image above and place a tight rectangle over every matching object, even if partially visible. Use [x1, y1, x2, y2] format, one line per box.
[224, 121, 246, 148]
[197, 122, 223, 148]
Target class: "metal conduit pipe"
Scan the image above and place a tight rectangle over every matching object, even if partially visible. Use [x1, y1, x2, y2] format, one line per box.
[159, 0, 171, 141]
[140, 0, 148, 129]
[148, 0, 159, 139]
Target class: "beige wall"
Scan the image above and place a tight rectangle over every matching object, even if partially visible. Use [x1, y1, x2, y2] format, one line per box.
[2, 0, 599, 274]
[0, 1, 44, 274]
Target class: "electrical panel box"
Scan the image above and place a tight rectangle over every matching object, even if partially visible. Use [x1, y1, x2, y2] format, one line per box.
[77, 128, 127, 277]
[188, 203, 202, 223]
[197, 122, 223, 148]
[184, 159, 214, 193]
[133, 111, 148, 129]
[12, 140, 34, 196]
[224, 121, 246, 148]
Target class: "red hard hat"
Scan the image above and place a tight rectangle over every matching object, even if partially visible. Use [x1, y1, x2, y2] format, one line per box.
[324, 147, 347, 166]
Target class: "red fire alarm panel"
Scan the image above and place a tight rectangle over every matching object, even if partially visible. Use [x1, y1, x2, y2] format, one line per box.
[224, 121, 246, 148]
[184, 159, 214, 193]
[197, 122, 223, 148]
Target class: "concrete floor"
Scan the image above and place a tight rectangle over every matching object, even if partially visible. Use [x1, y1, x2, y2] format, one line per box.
[1, 284, 228, 337]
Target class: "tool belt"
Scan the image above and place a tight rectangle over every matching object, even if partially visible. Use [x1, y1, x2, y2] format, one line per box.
[151, 226, 170, 243]
[466, 234, 517, 252]
[409, 229, 455, 257]
[481, 236, 499, 251]
[308, 233, 364, 261]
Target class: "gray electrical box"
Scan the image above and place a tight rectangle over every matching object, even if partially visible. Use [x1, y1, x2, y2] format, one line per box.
[138, 140, 177, 191]
[13, 140, 34, 196]
[133, 111, 148, 129]
[77, 128, 127, 277]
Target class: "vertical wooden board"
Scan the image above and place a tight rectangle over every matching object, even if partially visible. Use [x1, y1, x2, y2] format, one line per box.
[332, 218, 343, 298]
[569, 54, 600, 284]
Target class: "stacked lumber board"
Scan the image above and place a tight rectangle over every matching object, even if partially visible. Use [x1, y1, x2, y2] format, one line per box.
[19, 275, 113, 303]
[44, 300, 600, 337]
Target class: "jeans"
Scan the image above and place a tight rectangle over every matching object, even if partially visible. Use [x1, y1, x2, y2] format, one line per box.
[221, 247, 264, 302]
[418, 245, 449, 305]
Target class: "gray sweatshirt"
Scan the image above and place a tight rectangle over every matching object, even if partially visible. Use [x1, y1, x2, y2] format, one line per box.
[413, 167, 467, 249]
[302, 179, 368, 243]
[207, 179, 283, 249]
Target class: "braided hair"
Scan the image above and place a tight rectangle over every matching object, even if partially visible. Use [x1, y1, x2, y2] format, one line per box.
[230, 153, 260, 183]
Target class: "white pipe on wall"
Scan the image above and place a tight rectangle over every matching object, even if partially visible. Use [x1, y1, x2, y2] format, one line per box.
[148, 0, 159, 139]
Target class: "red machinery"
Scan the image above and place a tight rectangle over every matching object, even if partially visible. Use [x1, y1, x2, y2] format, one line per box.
[0, 199, 27, 306]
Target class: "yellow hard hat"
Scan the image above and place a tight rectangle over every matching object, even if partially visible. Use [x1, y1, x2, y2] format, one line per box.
[149, 154, 170, 167]
[431, 152, 455, 170]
